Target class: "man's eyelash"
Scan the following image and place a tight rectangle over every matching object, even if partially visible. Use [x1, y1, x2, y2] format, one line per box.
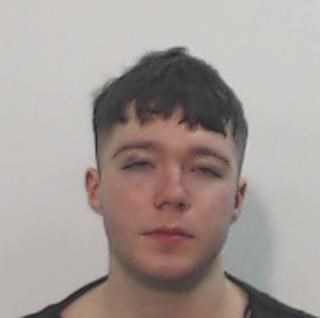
[122, 161, 152, 169]
[121, 162, 222, 177]
[195, 166, 222, 177]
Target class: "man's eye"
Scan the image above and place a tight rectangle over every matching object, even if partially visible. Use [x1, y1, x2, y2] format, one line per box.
[122, 161, 153, 170]
[193, 166, 222, 178]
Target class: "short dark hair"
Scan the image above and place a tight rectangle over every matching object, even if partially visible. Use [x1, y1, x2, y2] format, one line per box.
[92, 47, 248, 172]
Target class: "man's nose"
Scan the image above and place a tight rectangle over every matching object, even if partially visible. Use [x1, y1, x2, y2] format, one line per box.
[153, 167, 190, 212]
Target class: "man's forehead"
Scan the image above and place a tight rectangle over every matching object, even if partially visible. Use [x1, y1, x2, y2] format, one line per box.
[103, 115, 236, 161]
[112, 110, 233, 142]
[110, 116, 224, 142]
[107, 102, 231, 138]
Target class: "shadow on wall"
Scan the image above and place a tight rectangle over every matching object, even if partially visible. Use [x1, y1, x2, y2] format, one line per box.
[223, 187, 274, 292]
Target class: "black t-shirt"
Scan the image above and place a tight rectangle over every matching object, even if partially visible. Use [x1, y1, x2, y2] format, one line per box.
[23, 273, 317, 318]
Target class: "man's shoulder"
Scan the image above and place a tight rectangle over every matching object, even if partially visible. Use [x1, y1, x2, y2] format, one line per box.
[23, 276, 108, 318]
[23, 304, 59, 318]
[227, 273, 317, 318]
[250, 285, 316, 317]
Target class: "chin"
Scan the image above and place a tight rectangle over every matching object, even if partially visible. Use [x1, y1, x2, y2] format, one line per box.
[130, 256, 216, 291]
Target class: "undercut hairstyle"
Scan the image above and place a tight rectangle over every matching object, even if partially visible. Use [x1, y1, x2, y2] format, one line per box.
[92, 47, 248, 172]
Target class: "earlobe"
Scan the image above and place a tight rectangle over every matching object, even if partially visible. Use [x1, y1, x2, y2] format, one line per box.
[85, 168, 102, 213]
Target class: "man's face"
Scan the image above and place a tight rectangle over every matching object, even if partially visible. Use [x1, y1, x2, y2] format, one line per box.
[86, 110, 246, 284]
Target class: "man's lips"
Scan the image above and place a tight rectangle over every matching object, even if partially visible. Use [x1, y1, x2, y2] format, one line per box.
[142, 226, 194, 239]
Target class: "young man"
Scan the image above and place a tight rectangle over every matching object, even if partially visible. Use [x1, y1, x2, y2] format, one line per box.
[25, 48, 316, 318]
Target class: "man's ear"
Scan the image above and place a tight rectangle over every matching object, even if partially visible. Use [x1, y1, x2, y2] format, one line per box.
[231, 179, 247, 224]
[85, 168, 102, 214]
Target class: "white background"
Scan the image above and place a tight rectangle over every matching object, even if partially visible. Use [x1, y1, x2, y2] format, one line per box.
[1, 1, 319, 317]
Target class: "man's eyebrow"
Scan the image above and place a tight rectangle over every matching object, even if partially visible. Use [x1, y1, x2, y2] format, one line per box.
[112, 142, 230, 165]
[190, 146, 230, 166]
[112, 141, 158, 159]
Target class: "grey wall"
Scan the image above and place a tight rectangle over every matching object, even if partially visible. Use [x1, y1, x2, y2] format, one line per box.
[1, 1, 319, 317]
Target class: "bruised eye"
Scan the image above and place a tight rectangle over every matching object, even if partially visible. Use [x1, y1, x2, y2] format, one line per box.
[122, 161, 153, 170]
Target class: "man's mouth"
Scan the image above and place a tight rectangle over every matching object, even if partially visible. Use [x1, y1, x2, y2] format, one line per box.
[143, 226, 194, 243]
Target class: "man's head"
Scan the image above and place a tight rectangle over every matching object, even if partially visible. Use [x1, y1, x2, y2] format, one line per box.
[86, 48, 248, 288]
[92, 47, 248, 174]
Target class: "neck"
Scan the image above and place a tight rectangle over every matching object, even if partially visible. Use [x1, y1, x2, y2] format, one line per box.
[101, 258, 244, 318]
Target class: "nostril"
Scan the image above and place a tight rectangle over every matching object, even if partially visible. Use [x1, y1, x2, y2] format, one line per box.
[154, 195, 190, 212]
[176, 201, 189, 211]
